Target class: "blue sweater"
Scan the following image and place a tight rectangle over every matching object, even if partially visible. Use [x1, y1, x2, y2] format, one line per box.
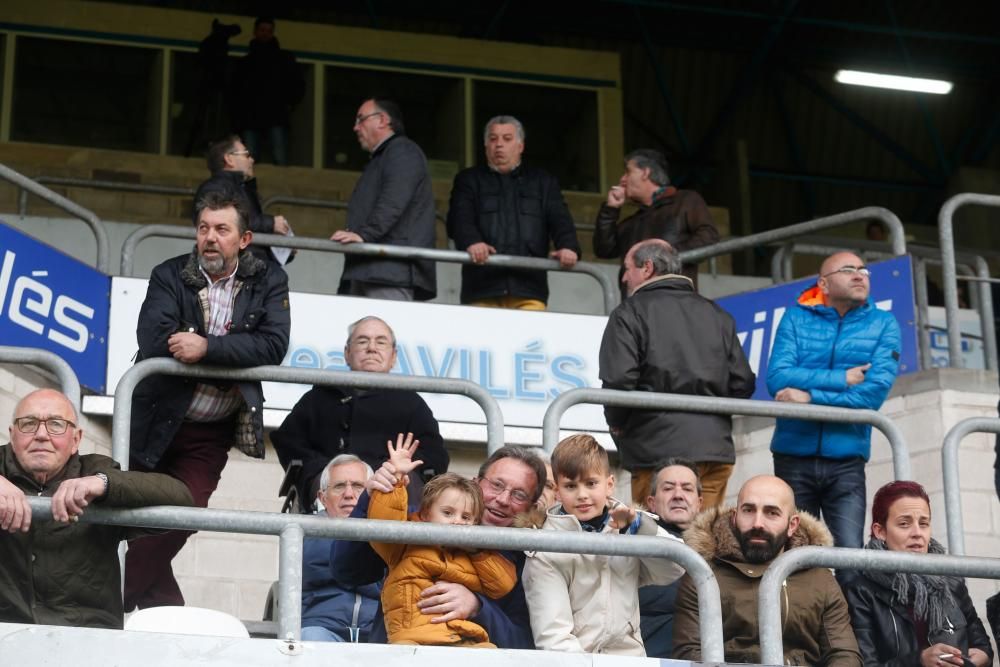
[767, 287, 901, 460]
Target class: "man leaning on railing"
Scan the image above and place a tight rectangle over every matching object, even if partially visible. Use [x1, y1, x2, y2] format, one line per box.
[0, 389, 193, 629]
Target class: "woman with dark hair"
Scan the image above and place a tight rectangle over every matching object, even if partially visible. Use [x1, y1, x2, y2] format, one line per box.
[843, 481, 992, 667]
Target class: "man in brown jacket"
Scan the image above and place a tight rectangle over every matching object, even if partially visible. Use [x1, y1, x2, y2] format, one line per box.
[672, 475, 861, 666]
[593, 149, 718, 296]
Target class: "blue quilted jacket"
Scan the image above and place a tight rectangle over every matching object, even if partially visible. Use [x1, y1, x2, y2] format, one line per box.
[767, 286, 901, 460]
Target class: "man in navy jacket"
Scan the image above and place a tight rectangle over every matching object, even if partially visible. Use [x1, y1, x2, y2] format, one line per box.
[767, 251, 901, 551]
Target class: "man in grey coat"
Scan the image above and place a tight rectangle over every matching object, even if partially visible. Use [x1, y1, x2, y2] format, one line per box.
[331, 98, 436, 301]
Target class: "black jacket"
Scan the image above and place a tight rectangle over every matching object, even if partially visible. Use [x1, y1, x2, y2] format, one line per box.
[843, 572, 993, 666]
[341, 134, 437, 300]
[130, 249, 291, 469]
[270, 386, 449, 504]
[639, 519, 684, 658]
[446, 164, 580, 304]
[193, 171, 285, 264]
[230, 37, 304, 130]
[598, 275, 755, 468]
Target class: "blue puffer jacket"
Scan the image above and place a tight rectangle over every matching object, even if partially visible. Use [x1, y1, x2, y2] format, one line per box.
[301, 536, 381, 641]
[767, 286, 901, 460]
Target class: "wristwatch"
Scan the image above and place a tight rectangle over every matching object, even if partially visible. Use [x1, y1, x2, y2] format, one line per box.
[94, 472, 109, 497]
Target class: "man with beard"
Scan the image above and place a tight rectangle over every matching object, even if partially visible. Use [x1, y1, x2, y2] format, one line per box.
[638, 459, 702, 658]
[124, 190, 291, 610]
[672, 475, 861, 665]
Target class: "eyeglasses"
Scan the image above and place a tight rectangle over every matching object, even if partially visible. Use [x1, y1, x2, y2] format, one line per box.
[13, 417, 76, 435]
[228, 150, 252, 158]
[482, 477, 531, 505]
[325, 481, 366, 495]
[350, 336, 394, 351]
[822, 265, 871, 278]
[354, 111, 383, 126]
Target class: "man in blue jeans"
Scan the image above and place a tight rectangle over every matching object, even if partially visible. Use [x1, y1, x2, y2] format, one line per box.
[767, 251, 901, 553]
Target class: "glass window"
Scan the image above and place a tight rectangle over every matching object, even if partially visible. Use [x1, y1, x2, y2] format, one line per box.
[324, 66, 464, 177]
[473, 81, 600, 192]
[11, 37, 159, 152]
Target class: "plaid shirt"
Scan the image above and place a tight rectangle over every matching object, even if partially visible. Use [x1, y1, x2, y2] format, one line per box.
[185, 263, 244, 422]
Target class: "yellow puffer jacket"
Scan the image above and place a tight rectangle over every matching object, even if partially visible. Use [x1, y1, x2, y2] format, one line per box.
[369, 483, 517, 646]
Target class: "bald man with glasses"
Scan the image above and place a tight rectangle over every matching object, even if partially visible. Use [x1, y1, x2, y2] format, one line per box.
[767, 251, 902, 554]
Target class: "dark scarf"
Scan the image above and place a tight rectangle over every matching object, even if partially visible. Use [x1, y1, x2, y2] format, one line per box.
[863, 537, 958, 636]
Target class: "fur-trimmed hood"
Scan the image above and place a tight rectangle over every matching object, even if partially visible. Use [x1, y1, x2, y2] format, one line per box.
[683, 505, 833, 563]
[180, 247, 267, 290]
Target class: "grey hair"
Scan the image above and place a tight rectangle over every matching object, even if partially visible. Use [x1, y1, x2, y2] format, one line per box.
[319, 454, 373, 491]
[625, 148, 670, 186]
[631, 239, 682, 276]
[483, 115, 525, 144]
[346, 316, 397, 349]
[649, 457, 703, 497]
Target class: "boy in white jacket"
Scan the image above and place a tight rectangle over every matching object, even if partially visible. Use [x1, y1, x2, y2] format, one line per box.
[522, 434, 685, 655]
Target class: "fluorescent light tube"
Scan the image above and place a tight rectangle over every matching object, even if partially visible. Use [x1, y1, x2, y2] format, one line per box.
[834, 69, 953, 94]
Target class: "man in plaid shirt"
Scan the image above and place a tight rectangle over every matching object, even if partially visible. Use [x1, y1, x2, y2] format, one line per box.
[124, 187, 290, 610]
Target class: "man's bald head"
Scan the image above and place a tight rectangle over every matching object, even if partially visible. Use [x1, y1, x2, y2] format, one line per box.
[817, 251, 870, 315]
[13, 388, 78, 424]
[737, 475, 796, 514]
[819, 252, 864, 279]
[732, 475, 800, 563]
[9, 388, 82, 485]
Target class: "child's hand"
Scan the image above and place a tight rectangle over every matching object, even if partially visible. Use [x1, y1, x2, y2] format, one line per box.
[608, 504, 637, 530]
[386, 432, 424, 477]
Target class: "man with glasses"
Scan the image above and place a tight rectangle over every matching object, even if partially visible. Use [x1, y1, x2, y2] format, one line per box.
[272, 316, 448, 506]
[767, 251, 901, 552]
[0, 389, 193, 628]
[194, 135, 293, 264]
[330, 98, 436, 301]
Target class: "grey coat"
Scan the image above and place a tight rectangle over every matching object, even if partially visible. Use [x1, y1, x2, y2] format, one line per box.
[342, 134, 437, 300]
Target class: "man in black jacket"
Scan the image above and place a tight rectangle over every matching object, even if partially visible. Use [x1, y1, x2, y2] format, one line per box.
[272, 315, 448, 506]
[332, 98, 436, 301]
[446, 116, 580, 309]
[598, 239, 755, 507]
[194, 135, 292, 264]
[124, 189, 291, 610]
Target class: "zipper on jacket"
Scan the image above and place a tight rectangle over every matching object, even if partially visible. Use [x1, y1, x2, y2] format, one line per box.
[349, 591, 363, 642]
[816, 318, 844, 456]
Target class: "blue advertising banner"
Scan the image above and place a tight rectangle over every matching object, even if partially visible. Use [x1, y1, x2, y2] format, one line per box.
[0, 220, 110, 392]
[717, 255, 918, 401]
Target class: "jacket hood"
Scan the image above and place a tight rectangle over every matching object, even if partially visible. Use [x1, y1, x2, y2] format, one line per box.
[633, 274, 695, 296]
[796, 284, 875, 314]
[513, 506, 548, 529]
[683, 505, 832, 562]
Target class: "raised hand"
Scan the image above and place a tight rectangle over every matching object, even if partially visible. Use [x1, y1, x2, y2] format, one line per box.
[386, 432, 424, 478]
[608, 503, 637, 530]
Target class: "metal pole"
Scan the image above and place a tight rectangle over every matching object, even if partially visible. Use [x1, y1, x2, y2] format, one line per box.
[0, 163, 111, 273]
[972, 256, 997, 371]
[759, 546, 1000, 665]
[542, 388, 910, 479]
[939, 193, 1000, 368]
[112, 358, 505, 468]
[277, 523, 305, 642]
[119, 226, 619, 314]
[941, 417, 1000, 555]
[0, 345, 81, 414]
[913, 258, 932, 370]
[25, 497, 726, 662]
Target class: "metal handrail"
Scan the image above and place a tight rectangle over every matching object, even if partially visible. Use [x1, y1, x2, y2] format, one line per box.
[0, 345, 82, 414]
[111, 359, 505, 467]
[25, 496, 726, 661]
[678, 206, 906, 265]
[262, 194, 449, 226]
[0, 164, 111, 273]
[119, 225, 619, 314]
[941, 417, 1000, 555]
[758, 546, 1000, 665]
[542, 388, 911, 480]
[17, 177, 195, 216]
[939, 193, 1000, 368]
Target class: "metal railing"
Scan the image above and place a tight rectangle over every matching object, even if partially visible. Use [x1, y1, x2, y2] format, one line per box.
[262, 194, 448, 226]
[939, 193, 1000, 368]
[111, 359, 505, 467]
[119, 226, 619, 314]
[17, 177, 195, 217]
[542, 388, 911, 480]
[941, 417, 1000, 555]
[25, 497, 726, 660]
[768, 238, 997, 371]
[0, 164, 111, 273]
[0, 345, 82, 414]
[678, 207, 906, 266]
[758, 546, 1000, 665]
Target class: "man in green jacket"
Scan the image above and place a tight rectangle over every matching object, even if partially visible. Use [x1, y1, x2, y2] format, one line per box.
[0, 388, 194, 629]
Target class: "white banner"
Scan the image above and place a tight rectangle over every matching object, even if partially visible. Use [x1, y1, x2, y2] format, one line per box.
[106, 278, 609, 432]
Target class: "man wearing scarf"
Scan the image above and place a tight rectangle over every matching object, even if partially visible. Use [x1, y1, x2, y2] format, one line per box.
[843, 481, 992, 667]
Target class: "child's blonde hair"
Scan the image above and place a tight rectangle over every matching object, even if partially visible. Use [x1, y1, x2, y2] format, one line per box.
[420, 473, 485, 523]
[551, 434, 610, 481]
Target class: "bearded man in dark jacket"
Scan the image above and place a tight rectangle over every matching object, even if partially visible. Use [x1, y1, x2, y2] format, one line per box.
[598, 239, 754, 507]
[446, 116, 580, 309]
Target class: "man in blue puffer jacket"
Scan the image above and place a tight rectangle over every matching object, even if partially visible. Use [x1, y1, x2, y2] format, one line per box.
[767, 251, 901, 552]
